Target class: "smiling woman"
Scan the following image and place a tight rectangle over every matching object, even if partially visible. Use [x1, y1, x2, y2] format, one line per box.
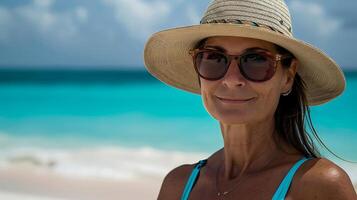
[143, 0, 356, 199]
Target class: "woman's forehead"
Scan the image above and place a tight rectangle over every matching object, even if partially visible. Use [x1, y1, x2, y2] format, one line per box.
[204, 36, 277, 53]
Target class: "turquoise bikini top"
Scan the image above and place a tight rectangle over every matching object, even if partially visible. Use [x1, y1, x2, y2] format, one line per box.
[181, 156, 312, 200]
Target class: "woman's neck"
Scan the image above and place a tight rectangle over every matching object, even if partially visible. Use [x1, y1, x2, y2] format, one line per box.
[218, 118, 285, 180]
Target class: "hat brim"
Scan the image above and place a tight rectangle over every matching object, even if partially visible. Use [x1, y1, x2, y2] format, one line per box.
[143, 23, 345, 106]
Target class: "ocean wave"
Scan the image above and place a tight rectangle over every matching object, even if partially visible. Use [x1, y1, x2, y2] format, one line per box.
[0, 145, 209, 181]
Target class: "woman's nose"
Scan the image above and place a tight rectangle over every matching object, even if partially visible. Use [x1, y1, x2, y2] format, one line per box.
[221, 58, 247, 87]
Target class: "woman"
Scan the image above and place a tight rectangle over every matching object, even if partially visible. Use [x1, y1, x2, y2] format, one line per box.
[144, 0, 356, 199]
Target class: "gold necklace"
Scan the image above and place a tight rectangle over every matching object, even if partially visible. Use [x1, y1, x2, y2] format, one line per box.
[215, 154, 279, 199]
[215, 161, 245, 199]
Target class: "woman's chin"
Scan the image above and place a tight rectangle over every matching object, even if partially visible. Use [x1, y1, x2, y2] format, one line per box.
[212, 113, 253, 125]
[219, 119, 250, 125]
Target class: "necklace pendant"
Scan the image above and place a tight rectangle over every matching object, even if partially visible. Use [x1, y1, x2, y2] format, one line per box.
[217, 191, 229, 196]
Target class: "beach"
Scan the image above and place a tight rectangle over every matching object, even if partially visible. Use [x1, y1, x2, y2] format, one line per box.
[0, 146, 207, 200]
[0, 146, 356, 200]
[0, 164, 161, 200]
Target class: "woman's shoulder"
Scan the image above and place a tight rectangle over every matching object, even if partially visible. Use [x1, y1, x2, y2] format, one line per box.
[157, 150, 220, 199]
[163, 162, 198, 183]
[157, 162, 198, 200]
[297, 157, 353, 188]
[289, 157, 356, 199]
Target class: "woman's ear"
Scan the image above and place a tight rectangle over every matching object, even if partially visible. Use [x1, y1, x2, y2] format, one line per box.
[282, 58, 298, 93]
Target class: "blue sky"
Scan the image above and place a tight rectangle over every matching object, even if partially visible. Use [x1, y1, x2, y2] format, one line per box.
[0, 0, 356, 70]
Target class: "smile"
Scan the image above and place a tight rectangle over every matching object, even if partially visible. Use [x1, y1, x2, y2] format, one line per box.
[216, 96, 255, 104]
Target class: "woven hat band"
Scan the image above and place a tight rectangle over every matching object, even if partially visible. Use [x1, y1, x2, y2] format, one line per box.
[200, 0, 293, 37]
[200, 19, 287, 36]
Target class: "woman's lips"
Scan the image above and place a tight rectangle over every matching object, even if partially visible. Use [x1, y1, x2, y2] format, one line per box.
[216, 96, 255, 104]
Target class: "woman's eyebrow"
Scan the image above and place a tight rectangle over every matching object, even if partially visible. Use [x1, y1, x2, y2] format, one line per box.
[203, 45, 270, 53]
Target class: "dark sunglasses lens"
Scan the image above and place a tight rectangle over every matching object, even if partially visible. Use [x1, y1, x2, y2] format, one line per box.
[240, 53, 275, 81]
[195, 51, 228, 79]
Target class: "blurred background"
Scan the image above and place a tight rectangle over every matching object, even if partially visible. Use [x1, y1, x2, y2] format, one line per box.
[0, 0, 356, 199]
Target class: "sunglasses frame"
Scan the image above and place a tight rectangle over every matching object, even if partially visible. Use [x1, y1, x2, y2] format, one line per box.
[189, 48, 292, 82]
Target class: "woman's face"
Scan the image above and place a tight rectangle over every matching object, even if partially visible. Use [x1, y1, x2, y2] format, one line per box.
[199, 36, 297, 125]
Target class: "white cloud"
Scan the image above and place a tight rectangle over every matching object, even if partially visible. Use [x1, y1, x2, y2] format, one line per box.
[103, 0, 171, 40]
[34, 0, 54, 8]
[287, 0, 356, 68]
[289, 1, 342, 38]
[0, 1, 354, 68]
[75, 6, 88, 23]
[0, 0, 89, 44]
[15, 0, 57, 33]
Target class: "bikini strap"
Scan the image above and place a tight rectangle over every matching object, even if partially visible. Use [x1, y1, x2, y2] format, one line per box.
[180, 159, 208, 200]
[272, 156, 313, 200]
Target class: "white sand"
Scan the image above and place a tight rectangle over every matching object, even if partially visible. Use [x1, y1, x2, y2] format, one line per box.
[0, 191, 70, 200]
[0, 165, 163, 200]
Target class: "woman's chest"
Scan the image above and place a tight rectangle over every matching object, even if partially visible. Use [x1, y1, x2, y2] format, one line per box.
[185, 167, 303, 200]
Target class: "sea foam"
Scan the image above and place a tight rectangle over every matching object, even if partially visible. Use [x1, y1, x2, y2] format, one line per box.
[0, 145, 209, 181]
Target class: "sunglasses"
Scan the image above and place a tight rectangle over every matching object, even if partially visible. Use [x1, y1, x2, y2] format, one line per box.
[189, 47, 292, 82]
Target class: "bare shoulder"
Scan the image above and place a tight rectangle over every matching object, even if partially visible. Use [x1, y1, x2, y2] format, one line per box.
[157, 163, 196, 200]
[291, 157, 357, 200]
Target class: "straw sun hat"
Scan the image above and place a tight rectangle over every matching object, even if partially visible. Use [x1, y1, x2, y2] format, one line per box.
[143, 0, 346, 106]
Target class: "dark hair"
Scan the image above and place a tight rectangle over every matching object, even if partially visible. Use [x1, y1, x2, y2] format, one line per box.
[273, 45, 321, 158]
[193, 37, 348, 160]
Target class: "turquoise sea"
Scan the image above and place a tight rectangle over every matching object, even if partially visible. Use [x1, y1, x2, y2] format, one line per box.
[0, 69, 356, 181]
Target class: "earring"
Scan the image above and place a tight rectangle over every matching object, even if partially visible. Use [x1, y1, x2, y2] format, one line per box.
[281, 88, 292, 96]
